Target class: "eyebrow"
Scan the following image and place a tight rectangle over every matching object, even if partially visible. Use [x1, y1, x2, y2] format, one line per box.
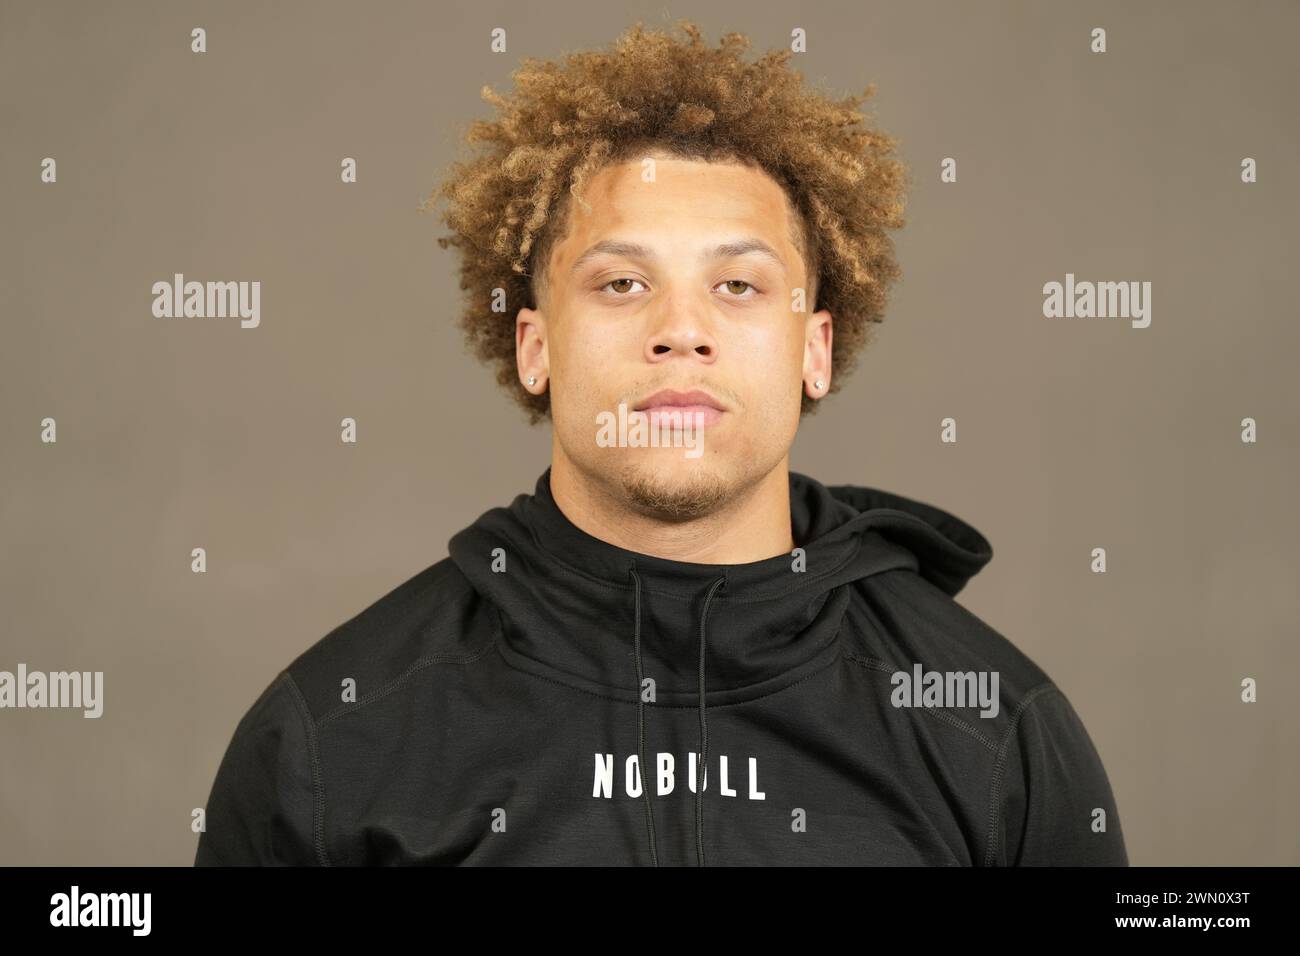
[569, 238, 788, 277]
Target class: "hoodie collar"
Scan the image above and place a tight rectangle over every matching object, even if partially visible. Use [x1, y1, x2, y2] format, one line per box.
[448, 466, 994, 706]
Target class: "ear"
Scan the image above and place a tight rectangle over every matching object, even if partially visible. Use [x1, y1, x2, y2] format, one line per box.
[516, 307, 549, 394]
[802, 308, 833, 399]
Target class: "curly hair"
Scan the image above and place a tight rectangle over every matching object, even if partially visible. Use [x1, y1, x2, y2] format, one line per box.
[421, 19, 910, 425]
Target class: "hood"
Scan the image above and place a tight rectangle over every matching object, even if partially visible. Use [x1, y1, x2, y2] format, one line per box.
[448, 466, 993, 866]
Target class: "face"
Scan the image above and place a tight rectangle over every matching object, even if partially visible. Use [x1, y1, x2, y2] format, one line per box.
[515, 151, 833, 521]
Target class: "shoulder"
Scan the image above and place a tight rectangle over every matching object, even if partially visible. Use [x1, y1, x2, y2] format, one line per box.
[282, 558, 497, 724]
[847, 568, 1053, 699]
[840, 567, 1070, 753]
[843, 569, 1127, 863]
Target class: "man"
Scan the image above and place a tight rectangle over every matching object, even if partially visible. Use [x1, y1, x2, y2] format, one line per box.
[195, 21, 1126, 866]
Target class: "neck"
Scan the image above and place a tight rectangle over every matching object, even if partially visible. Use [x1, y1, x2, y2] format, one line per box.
[548, 449, 796, 565]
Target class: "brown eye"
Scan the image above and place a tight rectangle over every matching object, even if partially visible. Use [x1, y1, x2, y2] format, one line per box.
[601, 277, 645, 295]
[716, 279, 757, 297]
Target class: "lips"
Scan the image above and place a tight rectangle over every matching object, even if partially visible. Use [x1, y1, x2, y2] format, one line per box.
[632, 388, 725, 428]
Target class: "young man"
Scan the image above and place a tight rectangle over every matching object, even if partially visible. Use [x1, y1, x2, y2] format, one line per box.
[196, 21, 1127, 866]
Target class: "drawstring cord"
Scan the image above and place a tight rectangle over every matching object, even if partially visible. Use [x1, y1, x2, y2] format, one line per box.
[696, 572, 727, 867]
[628, 561, 727, 867]
[629, 564, 659, 866]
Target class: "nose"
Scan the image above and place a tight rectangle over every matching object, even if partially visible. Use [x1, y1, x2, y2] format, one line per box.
[644, 295, 720, 366]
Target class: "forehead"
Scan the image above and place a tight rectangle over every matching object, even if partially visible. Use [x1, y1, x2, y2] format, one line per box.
[553, 153, 802, 262]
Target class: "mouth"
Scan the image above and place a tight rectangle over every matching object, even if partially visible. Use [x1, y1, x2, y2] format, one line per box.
[631, 388, 726, 428]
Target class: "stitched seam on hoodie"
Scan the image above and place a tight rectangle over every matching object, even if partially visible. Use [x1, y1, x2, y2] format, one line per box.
[495, 637, 844, 709]
[316, 636, 499, 726]
[982, 682, 1059, 867]
[282, 671, 331, 867]
[842, 653, 999, 751]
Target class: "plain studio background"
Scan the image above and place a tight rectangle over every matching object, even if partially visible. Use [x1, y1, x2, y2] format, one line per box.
[1, 0, 1296, 866]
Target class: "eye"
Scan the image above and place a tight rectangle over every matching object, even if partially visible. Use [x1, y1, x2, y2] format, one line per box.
[714, 279, 759, 298]
[599, 277, 647, 295]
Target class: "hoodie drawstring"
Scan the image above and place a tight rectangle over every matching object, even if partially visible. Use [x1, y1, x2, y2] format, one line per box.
[628, 561, 727, 867]
[628, 564, 659, 866]
[695, 572, 726, 867]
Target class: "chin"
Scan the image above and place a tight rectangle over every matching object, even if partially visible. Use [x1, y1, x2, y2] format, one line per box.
[612, 452, 735, 523]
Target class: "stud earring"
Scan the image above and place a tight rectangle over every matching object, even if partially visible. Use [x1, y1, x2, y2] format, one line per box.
[527, 376, 537, 387]
[814, 379, 824, 390]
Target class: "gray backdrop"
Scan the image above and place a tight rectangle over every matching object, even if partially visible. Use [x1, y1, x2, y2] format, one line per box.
[1, 0, 1297, 865]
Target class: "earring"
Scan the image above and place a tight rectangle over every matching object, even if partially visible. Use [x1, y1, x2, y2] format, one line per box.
[814, 379, 824, 390]
[527, 376, 537, 387]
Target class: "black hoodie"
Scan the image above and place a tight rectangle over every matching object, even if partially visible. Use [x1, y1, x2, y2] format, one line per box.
[194, 467, 1127, 866]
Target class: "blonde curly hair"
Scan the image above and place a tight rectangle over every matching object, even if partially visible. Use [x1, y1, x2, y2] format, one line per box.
[422, 19, 910, 424]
